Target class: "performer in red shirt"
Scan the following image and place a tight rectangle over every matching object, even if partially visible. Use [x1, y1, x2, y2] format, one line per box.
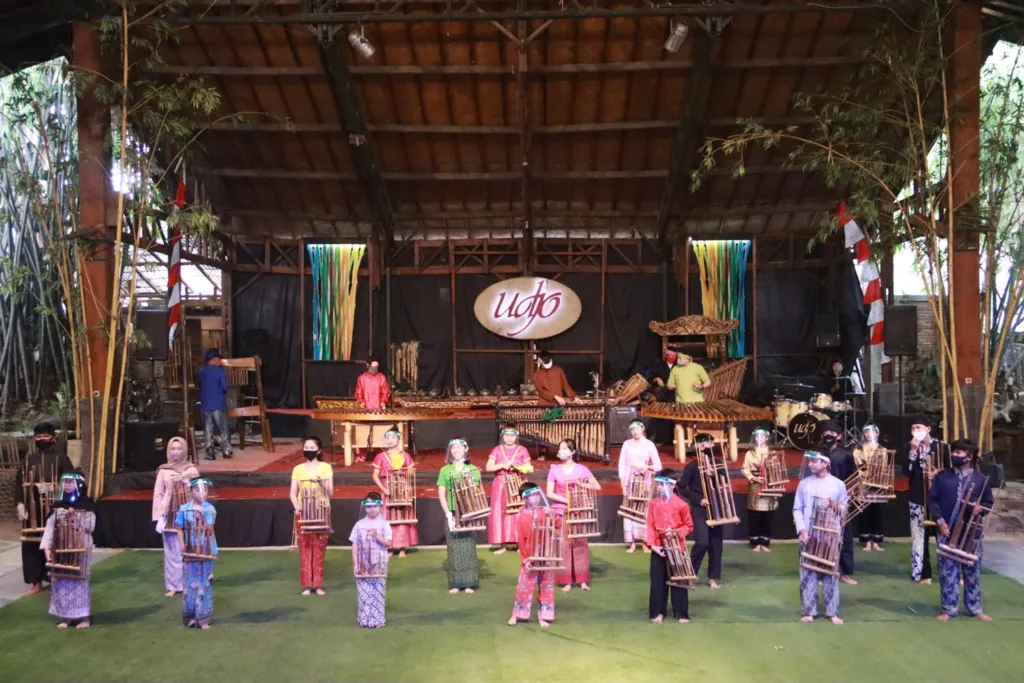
[355, 359, 391, 411]
[646, 469, 695, 624]
[532, 351, 577, 406]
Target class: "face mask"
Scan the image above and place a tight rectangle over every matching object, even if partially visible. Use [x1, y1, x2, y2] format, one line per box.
[303, 449, 318, 461]
[369, 366, 378, 374]
[557, 449, 572, 461]
[35, 438, 54, 451]
[821, 435, 837, 447]
[542, 361, 553, 370]
[912, 430, 927, 441]
[951, 455, 969, 467]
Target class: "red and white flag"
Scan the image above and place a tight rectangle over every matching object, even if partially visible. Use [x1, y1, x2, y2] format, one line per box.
[838, 201, 889, 376]
[167, 171, 185, 349]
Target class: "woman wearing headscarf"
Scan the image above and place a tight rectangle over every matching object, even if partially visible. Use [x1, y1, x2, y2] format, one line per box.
[152, 436, 200, 596]
[436, 438, 481, 594]
[40, 472, 96, 629]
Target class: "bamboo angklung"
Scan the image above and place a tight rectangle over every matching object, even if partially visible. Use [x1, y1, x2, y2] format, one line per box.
[503, 469, 525, 513]
[45, 510, 88, 579]
[354, 530, 389, 578]
[164, 479, 192, 533]
[181, 509, 217, 561]
[937, 480, 994, 566]
[526, 508, 565, 572]
[386, 468, 418, 526]
[922, 444, 945, 527]
[697, 449, 740, 526]
[759, 450, 788, 497]
[663, 528, 697, 589]
[566, 480, 600, 539]
[298, 478, 333, 534]
[863, 447, 896, 503]
[20, 463, 58, 541]
[452, 469, 490, 532]
[618, 470, 653, 524]
[799, 497, 845, 576]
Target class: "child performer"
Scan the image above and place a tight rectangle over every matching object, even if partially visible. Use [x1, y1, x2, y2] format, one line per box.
[290, 436, 334, 595]
[485, 425, 533, 554]
[436, 438, 481, 594]
[40, 472, 96, 629]
[152, 436, 199, 597]
[175, 477, 218, 629]
[508, 483, 556, 628]
[646, 469, 694, 624]
[350, 492, 393, 628]
[546, 439, 601, 592]
[618, 420, 662, 553]
[853, 424, 886, 552]
[742, 428, 778, 552]
[371, 426, 418, 557]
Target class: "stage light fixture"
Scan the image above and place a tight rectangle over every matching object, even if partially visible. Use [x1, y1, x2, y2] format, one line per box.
[348, 28, 376, 59]
[664, 22, 689, 53]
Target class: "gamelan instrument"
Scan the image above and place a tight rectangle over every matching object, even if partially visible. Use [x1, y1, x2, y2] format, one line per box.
[20, 463, 58, 542]
[502, 469, 525, 513]
[799, 497, 845, 576]
[844, 447, 896, 522]
[566, 480, 600, 539]
[494, 405, 608, 462]
[298, 479, 333, 534]
[45, 510, 89, 580]
[385, 467, 418, 526]
[757, 450, 788, 498]
[607, 374, 650, 406]
[525, 508, 566, 572]
[353, 529, 390, 579]
[617, 470, 654, 524]
[452, 470, 490, 532]
[640, 400, 772, 424]
[696, 449, 740, 526]
[663, 529, 697, 589]
[920, 441, 946, 527]
[164, 478, 192, 533]
[180, 509, 217, 562]
[937, 479, 993, 566]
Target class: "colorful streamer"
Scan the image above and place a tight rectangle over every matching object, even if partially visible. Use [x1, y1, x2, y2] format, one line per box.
[307, 244, 366, 361]
[692, 240, 751, 358]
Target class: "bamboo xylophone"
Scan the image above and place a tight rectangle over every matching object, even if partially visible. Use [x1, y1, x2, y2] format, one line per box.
[354, 531, 390, 579]
[799, 497, 844, 576]
[20, 464, 58, 542]
[937, 480, 993, 566]
[566, 481, 600, 539]
[386, 468, 418, 526]
[453, 471, 490, 532]
[494, 405, 609, 462]
[526, 509, 566, 572]
[617, 471, 654, 524]
[164, 479, 192, 533]
[663, 529, 697, 589]
[639, 400, 772, 424]
[697, 450, 740, 526]
[45, 510, 88, 580]
[181, 510, 217, 562]
[503, 469, 526, 513]
[759, 451, 789, 498]
[298, 479, 333, 534]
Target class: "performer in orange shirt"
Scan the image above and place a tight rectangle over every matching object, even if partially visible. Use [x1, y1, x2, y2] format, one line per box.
[646, 469, 694, 624]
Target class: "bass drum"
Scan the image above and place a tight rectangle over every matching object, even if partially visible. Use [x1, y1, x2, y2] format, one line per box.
[787, 411, 828, 450]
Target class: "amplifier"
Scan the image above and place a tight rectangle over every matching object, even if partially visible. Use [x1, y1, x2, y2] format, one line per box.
[607, 406, 638, 445]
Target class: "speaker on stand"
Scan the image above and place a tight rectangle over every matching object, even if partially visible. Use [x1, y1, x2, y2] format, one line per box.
[883, 305, 918, 415]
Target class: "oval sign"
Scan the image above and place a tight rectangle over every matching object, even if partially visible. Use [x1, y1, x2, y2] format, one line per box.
[473, 277, 582, 340]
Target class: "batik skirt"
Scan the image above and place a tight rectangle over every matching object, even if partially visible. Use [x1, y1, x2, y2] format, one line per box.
[356, 578, 387, 628]
[49, 578, 90, 621]
[162, 531, 184, 593]
[298, 525, 328, 589]
[445, 529, 479, 589]
[182, 560, 214, 626]
[556, 519, 590, 586]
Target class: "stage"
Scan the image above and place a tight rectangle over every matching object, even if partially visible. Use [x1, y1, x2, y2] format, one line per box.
[96, 440, 913, 548]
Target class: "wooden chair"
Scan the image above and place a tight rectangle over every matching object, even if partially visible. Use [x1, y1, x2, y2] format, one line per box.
[221, 356, 274, 452]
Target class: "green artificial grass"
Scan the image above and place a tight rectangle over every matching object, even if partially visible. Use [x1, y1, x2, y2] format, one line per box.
[1, 544, 1022, 683]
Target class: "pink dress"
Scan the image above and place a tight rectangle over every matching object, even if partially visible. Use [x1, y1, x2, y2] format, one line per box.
[617, 437, 663, 543]
[373, 450, 419, 549]
[487, 444, 531, 545]
[547, 463, 594, 586]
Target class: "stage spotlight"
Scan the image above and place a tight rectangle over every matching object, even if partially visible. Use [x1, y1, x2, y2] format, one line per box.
[664, 22, 689, 53]
[348, 28, 376, 59]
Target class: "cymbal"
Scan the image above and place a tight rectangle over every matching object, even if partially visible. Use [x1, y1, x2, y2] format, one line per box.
[781, 382, 814, 389]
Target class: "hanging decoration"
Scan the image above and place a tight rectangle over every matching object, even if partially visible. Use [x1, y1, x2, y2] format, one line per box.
[692, 240, 751, 358]
[308, 244, 366, 361]
[838, 202, 889, 378]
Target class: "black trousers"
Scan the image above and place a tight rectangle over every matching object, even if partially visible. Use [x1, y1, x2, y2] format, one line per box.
[689, 511, 723, 581]
[839, 522, 855, 576]
[858, 504, 886, 544]
[747, 509, 774, 547]
[649, 552, 689, 619]
[22, 540, 47, 584]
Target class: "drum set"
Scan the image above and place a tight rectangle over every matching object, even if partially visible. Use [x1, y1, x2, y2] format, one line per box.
[770, 381, 861, 450]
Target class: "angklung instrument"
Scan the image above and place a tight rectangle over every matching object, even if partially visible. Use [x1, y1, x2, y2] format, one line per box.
[758, 450, 789, 498]
[937, 479, 994, 566]
[386, 467, 418, 526]
[180, 509, 217, 562]
[353, 526, 389, 579]
[844, 447, 896, 522]
[452, 469, 490, 532]
[164, 478, 192, 534]
[503, 469, 525, 513]
[298, 478, 333, 534]
[663, 528, 697, 589]
[526, 508, 566, 572]
[920, 441, 946, 527]
[617, 470, 654, 524]
[566, 480, 600, 539]
[45, 510, 89, 580]
[799, 496, 845, 576]
[697, 448, 740, 526]
[494, 405, 608, 462]
[20, 462, 58, 542]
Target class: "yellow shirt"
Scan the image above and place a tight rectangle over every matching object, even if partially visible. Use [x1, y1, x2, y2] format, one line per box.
[291, 461, 333, 484]
[668, 363, 710, 403]
[853, 443, 880, 471]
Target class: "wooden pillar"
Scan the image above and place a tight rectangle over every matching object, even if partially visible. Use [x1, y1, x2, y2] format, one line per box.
[948, 0, 982, 387]
[74, 21, 113, 394]
[880, 250, 895, 383]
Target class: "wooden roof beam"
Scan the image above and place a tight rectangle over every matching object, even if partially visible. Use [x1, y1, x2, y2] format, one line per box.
[209, 168, 795, 181]
[314, 29, 396, 244]
[656, 28, 714, 247]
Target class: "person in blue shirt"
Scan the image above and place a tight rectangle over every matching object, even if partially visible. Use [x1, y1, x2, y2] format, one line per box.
[196, 348, 232, 461]
[929, 438, 994, 623]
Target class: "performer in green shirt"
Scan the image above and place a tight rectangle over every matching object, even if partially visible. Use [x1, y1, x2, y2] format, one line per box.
[436, 438, 482, 594]
[667, 354, 711, 403]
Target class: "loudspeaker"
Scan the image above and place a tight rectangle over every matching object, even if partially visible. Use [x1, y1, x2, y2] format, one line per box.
[239, 328, 270, 358]
[607, 406, 639, 445]
[875, 383, 903, 415]
[135, 310, 169, 360]
[815, 312, 841, 348]
[122, 420, 179, 471]
[884, 305, 918, 356]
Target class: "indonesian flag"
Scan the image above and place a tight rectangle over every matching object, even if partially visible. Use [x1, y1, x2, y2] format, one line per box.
[838, 201, 890, 376]
[167, 173, 185, 349]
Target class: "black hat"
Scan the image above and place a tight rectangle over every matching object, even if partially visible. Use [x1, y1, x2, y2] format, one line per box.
[910, 416, 932, 429]
[33, 422, 57, 437]
[950, 439, 978, 457]
[818, 419, 842, 435]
